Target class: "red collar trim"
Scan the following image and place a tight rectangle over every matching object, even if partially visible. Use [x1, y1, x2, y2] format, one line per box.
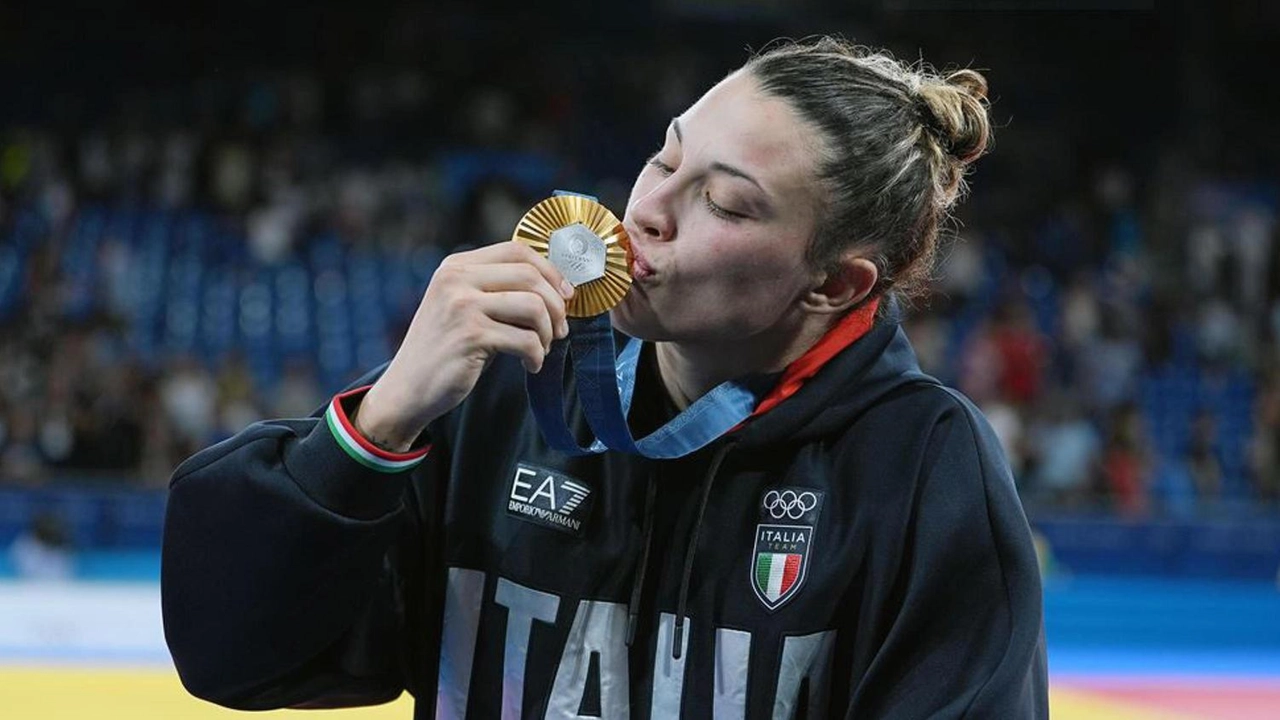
[746, 297, 880, 420]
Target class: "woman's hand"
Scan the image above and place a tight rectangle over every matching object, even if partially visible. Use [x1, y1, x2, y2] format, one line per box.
[352, 242, 573, 451]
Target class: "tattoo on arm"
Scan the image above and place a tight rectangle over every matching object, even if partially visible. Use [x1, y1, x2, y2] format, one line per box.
[349, 402, 414, 453]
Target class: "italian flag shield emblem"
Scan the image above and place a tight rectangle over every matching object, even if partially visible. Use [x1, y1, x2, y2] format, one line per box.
[751, 524, 813, 610]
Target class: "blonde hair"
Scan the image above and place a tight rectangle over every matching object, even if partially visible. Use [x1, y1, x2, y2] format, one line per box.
[746, 37, 993, 309]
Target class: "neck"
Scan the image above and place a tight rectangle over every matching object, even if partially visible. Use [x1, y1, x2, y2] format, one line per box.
[654, 320, 829, 411]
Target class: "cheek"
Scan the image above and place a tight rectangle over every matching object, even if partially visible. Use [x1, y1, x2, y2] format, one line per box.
[688, 231, 810, 317]
[702, 229, 808, 290]
[615, 228, 810, 341]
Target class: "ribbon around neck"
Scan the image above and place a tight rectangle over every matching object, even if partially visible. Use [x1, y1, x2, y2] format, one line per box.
[526, 314, 769, 458]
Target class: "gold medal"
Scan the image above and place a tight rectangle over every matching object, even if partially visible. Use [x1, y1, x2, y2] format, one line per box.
[512, 194, 632, 317]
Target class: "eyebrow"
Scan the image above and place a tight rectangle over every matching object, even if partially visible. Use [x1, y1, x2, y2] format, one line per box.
[670, 118, 768, 196]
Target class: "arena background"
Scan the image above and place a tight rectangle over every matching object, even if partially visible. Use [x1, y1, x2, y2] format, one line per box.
[2, 1, 1279, 717]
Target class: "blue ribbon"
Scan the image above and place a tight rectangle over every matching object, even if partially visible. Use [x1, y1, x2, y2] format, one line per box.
[524, 191, 767, 458]
[527, 315, 767, 458]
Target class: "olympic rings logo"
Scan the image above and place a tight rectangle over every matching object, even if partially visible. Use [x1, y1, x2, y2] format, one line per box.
[761, 490, 818, 520]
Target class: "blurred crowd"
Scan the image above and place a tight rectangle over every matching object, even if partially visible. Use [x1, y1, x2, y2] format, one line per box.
[904, 181, 1280, 518]
[0, 7, 1276, 522]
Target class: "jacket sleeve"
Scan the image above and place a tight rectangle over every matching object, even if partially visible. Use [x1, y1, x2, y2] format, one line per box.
[847, 393, 1049, 719]
[161, 369, 441, 711]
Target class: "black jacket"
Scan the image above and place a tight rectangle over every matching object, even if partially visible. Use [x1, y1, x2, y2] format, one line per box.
[162, 320, 1049, 718]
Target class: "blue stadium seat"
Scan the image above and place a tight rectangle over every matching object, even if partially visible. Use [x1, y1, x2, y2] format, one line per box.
[0, 245, 22, 319]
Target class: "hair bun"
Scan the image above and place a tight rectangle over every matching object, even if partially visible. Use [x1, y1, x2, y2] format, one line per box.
[917, 68, 992, 165]
[945, 68, 988, 102]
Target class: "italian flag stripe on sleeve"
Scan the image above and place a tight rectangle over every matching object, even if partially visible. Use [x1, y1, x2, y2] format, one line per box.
[324, 387, 430, 474]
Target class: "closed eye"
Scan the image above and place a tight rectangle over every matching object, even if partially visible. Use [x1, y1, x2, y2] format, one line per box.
[646, 152, 750, 221]
[647, 155, 674, 176]
[704, 192, 749, 221]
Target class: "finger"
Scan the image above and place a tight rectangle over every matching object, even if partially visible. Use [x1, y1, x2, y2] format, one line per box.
[467, 263, 568, 338]
[478, 291, 555, 353]
[480, 320, 550, 374]
[482, 241, 576, 300]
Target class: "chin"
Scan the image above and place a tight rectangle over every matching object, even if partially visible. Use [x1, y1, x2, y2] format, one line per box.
[609, 301, 651, 340]
[610, 292, 669, 341]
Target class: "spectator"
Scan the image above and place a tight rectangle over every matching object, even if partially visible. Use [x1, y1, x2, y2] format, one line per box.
[903, 311, 950, 379]
[8, 511, 74, 580]
[1, 407, 46, 484]
[990, 299, 1050, 407]
[1028, 391, 1101, 510]
[1186, 409, 1225, 510]
[959, 318, 1002, 406]
[214, 354, 265, 442]
[1197, 297, 1245, 368]
[938, 231, 986, 307]
[272, 360, 322, 419]
[983, 398, 1029, 481]
[1080, 309, 1143, 412]
[1059, 272, 1100, 383]
[159, 356, 218, 458]
[1100, 402, 1151, 516]
[1250, 369, 1280, 510]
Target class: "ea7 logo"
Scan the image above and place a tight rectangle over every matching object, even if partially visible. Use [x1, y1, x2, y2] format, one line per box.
[506, 463, 594, 536]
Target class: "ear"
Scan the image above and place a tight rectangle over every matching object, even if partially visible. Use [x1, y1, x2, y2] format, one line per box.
[800, 256, 879, 315]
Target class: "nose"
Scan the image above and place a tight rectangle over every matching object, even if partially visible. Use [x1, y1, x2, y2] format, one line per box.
[627, 187, 676, 243]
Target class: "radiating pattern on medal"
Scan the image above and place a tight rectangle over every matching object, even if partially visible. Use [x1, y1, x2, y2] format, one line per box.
[512, 194, 632, 317]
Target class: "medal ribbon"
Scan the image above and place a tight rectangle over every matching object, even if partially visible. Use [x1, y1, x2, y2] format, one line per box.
[527, 314, 769, 458]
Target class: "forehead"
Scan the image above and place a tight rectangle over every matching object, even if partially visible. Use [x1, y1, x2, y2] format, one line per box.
[676, 71, 824, 196]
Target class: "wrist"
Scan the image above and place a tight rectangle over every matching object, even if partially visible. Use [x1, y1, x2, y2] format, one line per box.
[351, 385, 429, 454]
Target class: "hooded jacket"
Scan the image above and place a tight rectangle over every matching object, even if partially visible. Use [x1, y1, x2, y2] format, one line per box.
[162, 311, 1049, 719]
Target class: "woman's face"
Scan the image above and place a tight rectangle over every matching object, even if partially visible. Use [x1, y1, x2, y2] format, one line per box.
[611, 71, 827, 344]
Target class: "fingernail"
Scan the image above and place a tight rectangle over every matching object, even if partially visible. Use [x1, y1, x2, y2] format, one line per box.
[559, 319, 569, 337]
[560, 280, 575, 298]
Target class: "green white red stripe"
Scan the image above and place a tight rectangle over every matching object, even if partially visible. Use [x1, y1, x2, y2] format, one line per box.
[755, 552, 802, 602]
[325, 387, 430, 473]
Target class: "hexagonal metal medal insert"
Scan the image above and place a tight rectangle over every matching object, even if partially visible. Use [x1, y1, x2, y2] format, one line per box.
[548, 223, 607, 286]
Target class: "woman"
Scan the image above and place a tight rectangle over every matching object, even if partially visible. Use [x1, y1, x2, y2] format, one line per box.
[163, 37, 1048, 718]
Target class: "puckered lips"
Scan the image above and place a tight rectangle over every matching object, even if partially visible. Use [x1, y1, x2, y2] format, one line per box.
[625, 231, 656, 282]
